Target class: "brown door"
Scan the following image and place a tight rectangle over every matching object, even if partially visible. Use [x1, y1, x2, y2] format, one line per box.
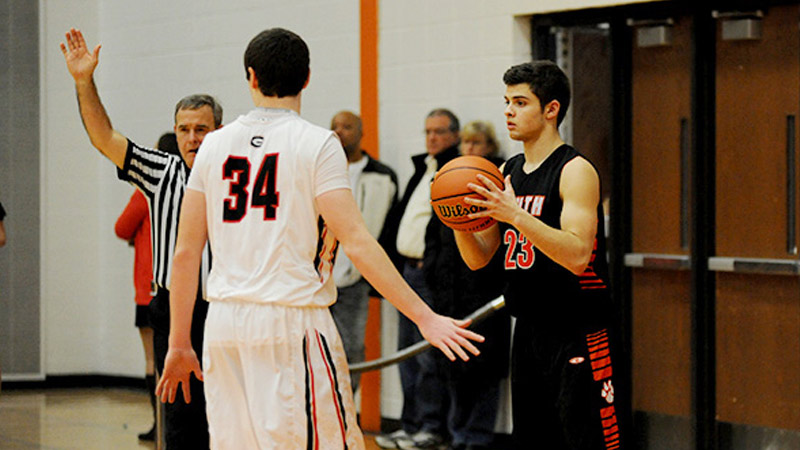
[714, 5, 800, 433]
[629, 15, 694, 448]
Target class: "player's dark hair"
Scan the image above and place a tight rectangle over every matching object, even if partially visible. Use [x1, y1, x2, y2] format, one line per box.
[427, 108, 460, 133]
[174, 94, 223, 128]
[156, 132, 180, 156]
[503, 60, 571, 126]
[245, 28, 310, 98]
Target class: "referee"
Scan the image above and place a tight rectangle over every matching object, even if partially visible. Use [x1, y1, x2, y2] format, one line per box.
[61, 28, 219, 449]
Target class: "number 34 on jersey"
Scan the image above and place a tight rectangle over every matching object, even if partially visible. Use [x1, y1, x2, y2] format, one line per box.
[222, 153, 280, 222]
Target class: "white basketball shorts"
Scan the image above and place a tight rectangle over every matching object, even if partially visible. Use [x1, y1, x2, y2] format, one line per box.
[202, 301, 365, 449]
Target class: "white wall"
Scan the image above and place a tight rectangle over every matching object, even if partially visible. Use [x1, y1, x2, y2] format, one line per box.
[41, 0, 359, 377]
[379, 0, 656, 187]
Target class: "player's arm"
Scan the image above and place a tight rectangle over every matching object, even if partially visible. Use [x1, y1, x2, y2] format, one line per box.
[453, 160, 505, 270]
[156, 189, 207, 404]
[317, 188, 484, 361]
[453, 225, 501, 270]
[466, 158, 599, 275]
[0, 220, 5, 248]
[60, 28, 128, 168]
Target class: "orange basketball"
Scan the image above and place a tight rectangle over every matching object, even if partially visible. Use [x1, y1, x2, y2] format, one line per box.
[430, 155, 504, 233]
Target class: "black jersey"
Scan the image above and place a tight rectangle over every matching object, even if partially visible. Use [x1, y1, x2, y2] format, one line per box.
[499, 145, 611, 330]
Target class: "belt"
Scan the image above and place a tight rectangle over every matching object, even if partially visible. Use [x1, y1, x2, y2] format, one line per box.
[405, 257, 424, 269]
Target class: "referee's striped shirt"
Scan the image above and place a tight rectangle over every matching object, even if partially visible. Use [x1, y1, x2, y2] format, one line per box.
[118, 140, 211, 294]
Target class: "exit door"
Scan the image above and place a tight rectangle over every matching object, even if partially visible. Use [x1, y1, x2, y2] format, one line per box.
[627, 14, 694, 450]
[713, 5, 800, 443]
[629, 5, 800, 449]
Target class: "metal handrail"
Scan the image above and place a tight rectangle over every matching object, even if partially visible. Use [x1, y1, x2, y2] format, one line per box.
[349, 297, 506, 373]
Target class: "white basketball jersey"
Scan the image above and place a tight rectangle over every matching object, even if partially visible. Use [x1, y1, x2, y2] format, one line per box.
[187, 108, 350, 307]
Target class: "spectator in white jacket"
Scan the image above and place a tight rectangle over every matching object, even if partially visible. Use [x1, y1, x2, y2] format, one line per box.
[330, 110, 399, 392]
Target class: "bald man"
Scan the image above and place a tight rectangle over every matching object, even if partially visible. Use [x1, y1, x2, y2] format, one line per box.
[329, 111, 399, 391]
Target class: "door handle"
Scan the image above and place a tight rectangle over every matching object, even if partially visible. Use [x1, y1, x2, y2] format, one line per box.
[708, 256, 800, 275]
[787, 115, 796, 254]
[680, 117, 690, 249]
[624, 253, 691, 270]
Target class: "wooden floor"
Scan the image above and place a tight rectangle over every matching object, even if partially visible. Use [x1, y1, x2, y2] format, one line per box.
[0, 387, 383, 449]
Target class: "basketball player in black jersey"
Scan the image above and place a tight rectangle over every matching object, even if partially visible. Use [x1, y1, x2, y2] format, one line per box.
[454, 61, 623, 449]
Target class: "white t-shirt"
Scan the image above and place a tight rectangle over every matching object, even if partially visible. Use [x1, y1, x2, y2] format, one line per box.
[396, 155, 436, 259]
[187, 108, 350, 307]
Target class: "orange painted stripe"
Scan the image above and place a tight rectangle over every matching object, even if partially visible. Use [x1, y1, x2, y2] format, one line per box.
[360, 297, 382, 431]
[361, 0, 379, 160]
[359, 0, 382, 433]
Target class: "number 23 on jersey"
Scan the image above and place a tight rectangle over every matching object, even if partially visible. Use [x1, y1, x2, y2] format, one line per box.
[222, 154, 280, 222]
[504, 229, 535, 269]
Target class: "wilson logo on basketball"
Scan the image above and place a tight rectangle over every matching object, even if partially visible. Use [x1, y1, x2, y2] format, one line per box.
[436, 203, 485, 218]
[430, 155, 504, 233]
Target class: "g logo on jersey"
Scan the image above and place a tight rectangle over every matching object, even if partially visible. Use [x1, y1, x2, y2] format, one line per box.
[251, 136, 264, 147]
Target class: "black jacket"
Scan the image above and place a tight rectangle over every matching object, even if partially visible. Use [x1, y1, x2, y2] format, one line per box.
[383, 145, 461, 270]
[423, 155, 510, 379]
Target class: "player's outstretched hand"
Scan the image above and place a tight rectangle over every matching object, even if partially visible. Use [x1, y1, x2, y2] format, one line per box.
[465, 174, 520, 224]
[156, 346, 203, 404]
[418, 312, 484, 361]
[59, 28, 101, 83]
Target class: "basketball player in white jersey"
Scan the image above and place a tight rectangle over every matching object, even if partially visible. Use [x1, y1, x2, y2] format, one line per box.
[156, 28, 484, 449]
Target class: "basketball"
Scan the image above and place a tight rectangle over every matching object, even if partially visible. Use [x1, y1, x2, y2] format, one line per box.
[430, 155, 504, 233]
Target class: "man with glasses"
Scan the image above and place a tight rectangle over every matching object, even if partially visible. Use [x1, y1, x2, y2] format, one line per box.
[377, 109, 461, 449]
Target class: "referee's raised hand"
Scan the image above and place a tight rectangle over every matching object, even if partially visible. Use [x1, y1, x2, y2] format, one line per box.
[60, 28, 101, 83]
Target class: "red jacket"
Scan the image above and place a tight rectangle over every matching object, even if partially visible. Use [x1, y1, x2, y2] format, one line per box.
[115, 190, 154, 306]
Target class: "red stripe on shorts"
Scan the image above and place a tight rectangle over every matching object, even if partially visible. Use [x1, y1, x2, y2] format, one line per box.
[314, 330, 347, 447]
[305, 333, 320, 450]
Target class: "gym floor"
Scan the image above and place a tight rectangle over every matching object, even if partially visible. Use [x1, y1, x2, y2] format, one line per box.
[0, 387, 383, 449]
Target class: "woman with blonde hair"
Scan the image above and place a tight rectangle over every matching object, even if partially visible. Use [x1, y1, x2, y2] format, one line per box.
[460, 120, 501, 160]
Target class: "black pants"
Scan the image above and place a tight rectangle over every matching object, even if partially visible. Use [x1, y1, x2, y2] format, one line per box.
[150, 287, 210, 450]
[511, 321, 624, 450]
